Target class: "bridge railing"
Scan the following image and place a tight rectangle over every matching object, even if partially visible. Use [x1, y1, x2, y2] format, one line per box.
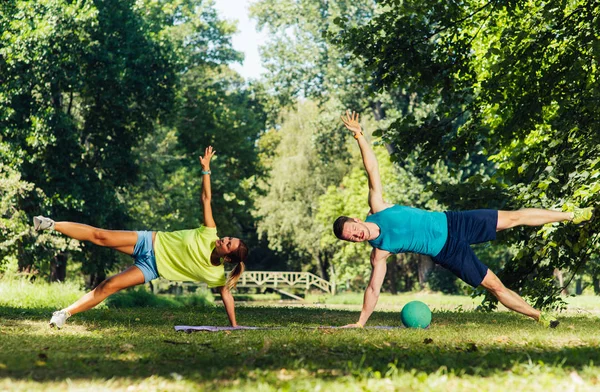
[237, 271, 335, 294]
[152, 271, 335, 296]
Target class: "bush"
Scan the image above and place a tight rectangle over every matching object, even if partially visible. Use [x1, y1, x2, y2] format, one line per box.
[427, 266, 470, 295]
[0, 276, 86, 309]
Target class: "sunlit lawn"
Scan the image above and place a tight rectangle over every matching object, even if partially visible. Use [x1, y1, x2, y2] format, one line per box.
[1, 281, 600, 391]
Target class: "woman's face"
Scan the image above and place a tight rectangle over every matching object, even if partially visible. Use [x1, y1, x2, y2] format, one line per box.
[215, 236, 241, 260]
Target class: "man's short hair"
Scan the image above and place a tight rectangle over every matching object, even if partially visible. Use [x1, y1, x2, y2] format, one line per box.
[333, 216, 353, 240]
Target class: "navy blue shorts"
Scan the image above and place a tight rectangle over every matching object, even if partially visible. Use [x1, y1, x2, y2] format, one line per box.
[132, 231, 159, 283]
[432, 210, 498, 287]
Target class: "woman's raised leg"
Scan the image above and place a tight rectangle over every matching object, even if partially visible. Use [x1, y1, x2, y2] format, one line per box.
[54, 222, 138, 255]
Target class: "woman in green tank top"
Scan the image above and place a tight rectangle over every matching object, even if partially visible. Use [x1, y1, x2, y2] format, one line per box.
[34, 146, 247, 329]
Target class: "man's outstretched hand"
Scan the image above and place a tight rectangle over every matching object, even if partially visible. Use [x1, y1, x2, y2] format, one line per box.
[341, 110, 362, 136]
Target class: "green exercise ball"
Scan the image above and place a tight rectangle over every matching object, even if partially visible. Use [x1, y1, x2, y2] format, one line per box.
[401, 300, 431, 329]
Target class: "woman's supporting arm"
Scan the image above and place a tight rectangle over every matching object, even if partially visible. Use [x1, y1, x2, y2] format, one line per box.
[219, 286, 237, 327]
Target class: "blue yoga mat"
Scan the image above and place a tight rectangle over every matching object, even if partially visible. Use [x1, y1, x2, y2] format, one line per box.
[174, 325, 403, 332]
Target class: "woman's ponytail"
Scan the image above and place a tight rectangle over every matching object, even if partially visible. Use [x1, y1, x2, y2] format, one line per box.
[225, 240, 248, 290]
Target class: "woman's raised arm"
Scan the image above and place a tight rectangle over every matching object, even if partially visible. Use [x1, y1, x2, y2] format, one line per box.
[199, 146, 216, 228]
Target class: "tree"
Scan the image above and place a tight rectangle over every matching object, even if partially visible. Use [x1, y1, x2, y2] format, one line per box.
[253, 101, 351, 279]
[124, 66, 267, 239]
[123, 1, 267, 252]
[337, 0, 600, 306]
[1, 0, 177, 284]
[250, 0, 377, 109]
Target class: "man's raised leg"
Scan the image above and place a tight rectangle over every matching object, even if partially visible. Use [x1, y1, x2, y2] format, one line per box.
[497, 209, 574, 231]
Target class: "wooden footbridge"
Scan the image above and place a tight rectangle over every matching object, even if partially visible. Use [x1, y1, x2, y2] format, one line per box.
[237, 271, 335, 299]
[154, 271, 335, 300]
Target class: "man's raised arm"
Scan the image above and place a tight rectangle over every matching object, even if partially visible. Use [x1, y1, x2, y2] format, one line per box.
[341, 111, 388, 213]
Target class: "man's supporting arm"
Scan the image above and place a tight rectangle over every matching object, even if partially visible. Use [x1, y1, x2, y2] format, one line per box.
[354, 248, 390, 327]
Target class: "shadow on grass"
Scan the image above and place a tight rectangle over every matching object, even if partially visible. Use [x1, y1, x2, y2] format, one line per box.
[1, 305, 599, 384]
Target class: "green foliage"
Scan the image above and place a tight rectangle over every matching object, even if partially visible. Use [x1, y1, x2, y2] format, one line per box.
[123, 66, 267, 239]
[121, 2, 267, 249]
[0, 160, 33, 257]
[0, 276, 86, 309]
[253, 101, 351, 275]
[337, 0, 600, 306]
[427, 267, 468, 295]
[0, 0, 263, 283]
[250, 0, 377, 109]
[0, 0, 179, 280]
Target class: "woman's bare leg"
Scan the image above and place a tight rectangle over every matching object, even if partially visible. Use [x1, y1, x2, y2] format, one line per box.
[54, 222, 138, 255]
[497, 209, 572, 231]
[65, 266, 145, 316]
[480, 269, 540, 320]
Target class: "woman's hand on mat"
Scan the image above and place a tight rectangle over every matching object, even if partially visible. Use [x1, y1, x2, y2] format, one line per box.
[341, 110, 362, 135]
[199, 145, 215, 170]
[340, 323, 363, 329]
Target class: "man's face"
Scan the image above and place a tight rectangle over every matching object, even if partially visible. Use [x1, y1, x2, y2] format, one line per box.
[341, 219, 369, 242]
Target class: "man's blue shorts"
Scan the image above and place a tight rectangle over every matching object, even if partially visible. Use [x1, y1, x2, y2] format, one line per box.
[132, 231, 159, 283]
[432, 210, 498, 287]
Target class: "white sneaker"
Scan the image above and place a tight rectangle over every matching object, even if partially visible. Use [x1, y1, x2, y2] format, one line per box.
[33, 216, 55, 231]
[49, 310, 71, 329]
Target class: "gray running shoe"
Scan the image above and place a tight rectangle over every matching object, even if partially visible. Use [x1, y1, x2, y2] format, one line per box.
[33, 216, 55, 231]
[49, 310, 71, 329]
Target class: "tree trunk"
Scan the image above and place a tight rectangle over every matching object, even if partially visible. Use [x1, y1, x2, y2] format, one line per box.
[387, 254, 398, 294]
[315, 252, 330, 281]
[553, 268, 569, 296]
[418, 256, 434, 289]
[50, 253, 67, 282]
[575, 276, 583, 295]
[370, 101, 385, 121]
[86, 270, 106, 289]
[593, 276, 600, 295]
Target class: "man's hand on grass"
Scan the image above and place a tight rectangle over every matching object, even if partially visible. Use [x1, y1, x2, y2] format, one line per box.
[340, 323, 364, 329]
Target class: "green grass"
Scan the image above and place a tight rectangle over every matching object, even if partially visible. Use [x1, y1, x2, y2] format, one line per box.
[2, 279, 600, 391]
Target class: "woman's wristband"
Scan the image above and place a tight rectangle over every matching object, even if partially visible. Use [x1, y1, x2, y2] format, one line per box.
[201, 169, 211, 175]
[353, 132, 363, 140]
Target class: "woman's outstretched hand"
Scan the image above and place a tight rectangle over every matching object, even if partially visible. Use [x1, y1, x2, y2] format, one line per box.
[341, 110, 362, 136]
[199, 146, 215, 170]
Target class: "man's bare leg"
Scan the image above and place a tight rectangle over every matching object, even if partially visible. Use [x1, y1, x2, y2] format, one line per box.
[497, 209, 572, 231]
[480, 269, 540, 320]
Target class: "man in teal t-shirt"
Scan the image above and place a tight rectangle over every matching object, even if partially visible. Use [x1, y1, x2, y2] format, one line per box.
[332, 111, 593, 329]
